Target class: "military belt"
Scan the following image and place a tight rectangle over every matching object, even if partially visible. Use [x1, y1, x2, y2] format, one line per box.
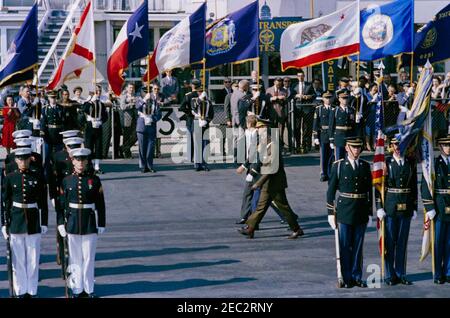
[48, 124, 62, 129]
[387, 188, 411, 194]
[435, 189, 450, 194]
[340, 192, 367, 199]
[13, 202, 38, 209]
[69, 203, 95, 209]
[321, 125, 329, 129]
[335, 126, 352, 131]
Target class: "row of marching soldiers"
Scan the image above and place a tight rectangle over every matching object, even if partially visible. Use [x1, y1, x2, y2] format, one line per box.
[1, 126, 106, 298]
[326, 135, 450, 288]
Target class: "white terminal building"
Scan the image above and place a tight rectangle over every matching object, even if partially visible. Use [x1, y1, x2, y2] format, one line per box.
[0, 0, 449, 94]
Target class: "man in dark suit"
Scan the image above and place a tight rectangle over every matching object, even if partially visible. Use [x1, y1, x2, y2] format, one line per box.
[327, 137, 373, 288]
[294, 71, 313, 153]
[421, 135, 450, 284]
[215, 77, 233, 105]
[266, 77, 288, 149]
[376, 137, 417, 286]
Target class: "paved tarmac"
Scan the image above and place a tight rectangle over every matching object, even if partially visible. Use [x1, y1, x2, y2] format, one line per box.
[0, 150, 448, 298]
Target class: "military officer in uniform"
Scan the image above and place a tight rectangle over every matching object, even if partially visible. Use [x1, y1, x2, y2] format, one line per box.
[4, 131, 43, 176]
[238, 123, 303, 239]
[376, 138, 417, 285]
[136, 85, 163, 173]
[327, 137, 372, 288]
[83, 85, 109, 174]
[1, 148, 48, 298]
[179, 79, 200, 164]
[56, 148, 106, 298]
[40, 90, 65, 176]
[313, 91, 334, 182]
[60, 88, 80, 130]
[329, 89, 356, 161]
[421, 135, 450, 284]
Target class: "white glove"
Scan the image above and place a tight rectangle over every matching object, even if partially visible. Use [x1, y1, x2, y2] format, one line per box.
[328, 215, 336, 230]
[41, 225, 48, 234]
[426, 209, 436, 220]
[1, 226, 8, 240]
[97, 227, 105, 234]
[314, 139, 320, 145]
[355, 113, 362, 123]
[58, 225, 67, 237]
[194, 113, 201, 119]
[199, 119, 207, 128]
[51, 199, 55, 208]
[412, 210, 417, 220]
[199, 92, 207, 101]
[252, 91, 260, 100]
[91, 95, 98, 102]
[245, 174, 254, 182]
[330, 143, 335, 149]
[367, 217, 373, 227]
[376, 208, 386, 220]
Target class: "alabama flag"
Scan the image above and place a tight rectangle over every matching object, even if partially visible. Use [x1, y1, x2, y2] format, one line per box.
[280, 1, 359, 70]
[142, 3, 205, 83]
[47, 0, 95, 90]
[107, 0, 149, 95]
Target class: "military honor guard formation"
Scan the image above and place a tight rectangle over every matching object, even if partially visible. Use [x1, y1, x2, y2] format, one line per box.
[0, 0, 450, 298]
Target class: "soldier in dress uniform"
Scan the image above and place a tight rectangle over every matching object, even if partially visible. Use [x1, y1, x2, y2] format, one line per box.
[329, 89, 356, 161]
[238, 122, 304, 239]
[40, 90, 65, 176]
[136, 85, 163, 173]
[83, 85, 109, 174]
[4, 130, 33, 166]
[1, 148, 48, 298]
[313, 91, 334, 182]
[49, 131, 83, 272]
[56, 148, 106, 298]
[421, 135, 450, 284]
[327, 137, 372, 288]
[376, 137, 417, 285]
[179, 79, 201, 165]
[4, 131, 43, 176]
[60, 88, 80, 130]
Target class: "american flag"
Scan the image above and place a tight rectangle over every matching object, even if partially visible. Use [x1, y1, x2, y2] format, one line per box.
[372, 80, 385, 255]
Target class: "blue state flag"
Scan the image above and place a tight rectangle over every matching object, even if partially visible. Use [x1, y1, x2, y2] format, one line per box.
[205, 1, 259, 69]
[0, 3, 38, 88]
[402, 3, 450, 66]
[358, 0, 413, 61]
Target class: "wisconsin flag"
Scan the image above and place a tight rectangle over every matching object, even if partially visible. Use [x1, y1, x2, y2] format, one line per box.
[0, 3, 38, 88]
[205, 1, 259, 69]
[107, 0, 149, 95]
[281, 1, 359, 70]
[47, 0, 95, 90]
[358, 0, 414, 61]
[142, 3, 205, 83]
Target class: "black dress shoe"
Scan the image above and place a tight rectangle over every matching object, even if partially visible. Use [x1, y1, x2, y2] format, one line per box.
[204, 166, 210, 171]
[288, 228, 304, 239]
[434, 278, 445, 284]
[195, 166, 203, 171]
[353, 280, 367, 288]
[86, 293, 98, 298]
[238, 226, 254, 238]
[344, 283, 354, 288]
[141, 169, 147, 173]
[320, 175, 329, 182]
[400, 277, 412, 285]
[148, 168, 156, 173]
[235, 218, 247, 224]
[385, 277, 398, 286]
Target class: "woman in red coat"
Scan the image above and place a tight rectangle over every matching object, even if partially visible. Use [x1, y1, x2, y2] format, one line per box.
[2, 95, 20, 154]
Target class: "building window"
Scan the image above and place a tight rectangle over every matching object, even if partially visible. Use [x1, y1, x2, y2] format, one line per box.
[7, 29, 19, 48]
[4, 0, 35, 6]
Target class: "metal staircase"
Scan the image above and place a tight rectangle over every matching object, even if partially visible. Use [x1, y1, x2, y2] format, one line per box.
[37, 10, 71, 85]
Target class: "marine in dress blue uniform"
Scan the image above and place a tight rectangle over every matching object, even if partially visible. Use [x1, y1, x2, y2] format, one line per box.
[327, 137, 372, 288]
[313, 91, 334, 182]
[421, 135, 450, 284]
[376, 138, 417, 285]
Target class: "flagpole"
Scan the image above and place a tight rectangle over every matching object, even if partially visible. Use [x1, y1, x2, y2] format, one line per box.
[410, 52, 414, 84]
[256, 57, 260, 115]
[356, 54, 360, 119]
[202, 57, 206, 119]
[431, 219, 435, 278]
[310, 0, 314, 18]
[378, 61, 386, 282]
[147, 54, 151, 93]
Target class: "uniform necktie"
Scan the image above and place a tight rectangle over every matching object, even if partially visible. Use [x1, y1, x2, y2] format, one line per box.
[399, 159, 403, 167]
[354, 160, 358, 170]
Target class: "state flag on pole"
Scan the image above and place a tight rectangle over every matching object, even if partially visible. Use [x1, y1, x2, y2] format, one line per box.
[280, 1, 359, 70]
[47, 0, 95, 90]
[0, 2, 38, 88]
[142, 3, 206, 83]
[107, 0, 149, 95]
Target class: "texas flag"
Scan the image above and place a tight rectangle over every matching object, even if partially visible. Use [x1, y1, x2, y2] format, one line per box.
[47, 0, 95, 90]
[142, 3, 206, 83]
[107, 0, 149, 95]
